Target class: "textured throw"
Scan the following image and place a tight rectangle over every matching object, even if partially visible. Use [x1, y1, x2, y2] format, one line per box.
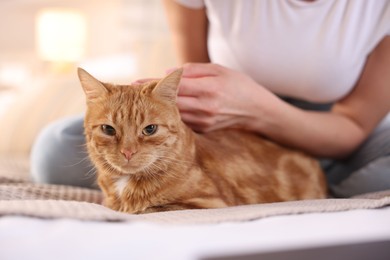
[0, 157, 390, 224]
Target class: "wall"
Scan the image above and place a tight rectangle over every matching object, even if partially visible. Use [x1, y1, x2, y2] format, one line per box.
[0, 0, 177, 155]
[0, 0, 176, 79]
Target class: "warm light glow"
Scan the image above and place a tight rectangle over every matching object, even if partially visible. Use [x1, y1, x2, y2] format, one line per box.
[36, 8, 87, 62]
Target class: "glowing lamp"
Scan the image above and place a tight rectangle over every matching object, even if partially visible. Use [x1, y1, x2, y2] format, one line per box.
[36, 8, 87, 64]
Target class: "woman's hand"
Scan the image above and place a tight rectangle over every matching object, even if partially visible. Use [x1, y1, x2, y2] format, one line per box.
[175, 63, 279, 132]
[134, 36, 390, 159]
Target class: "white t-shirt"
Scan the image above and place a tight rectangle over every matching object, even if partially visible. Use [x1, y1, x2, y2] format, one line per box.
[176, 0, 390, 103]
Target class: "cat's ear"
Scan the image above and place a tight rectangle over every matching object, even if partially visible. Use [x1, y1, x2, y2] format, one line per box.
[152, 68, 183, 103]
[77, 68, 108, 101]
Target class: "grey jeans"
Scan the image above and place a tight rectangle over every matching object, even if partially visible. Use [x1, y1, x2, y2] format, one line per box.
[31, 107, 390, 197]
[31, 116, 97, 188]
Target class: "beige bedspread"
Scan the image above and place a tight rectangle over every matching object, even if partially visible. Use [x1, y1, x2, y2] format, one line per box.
[1, 157, 389, 224]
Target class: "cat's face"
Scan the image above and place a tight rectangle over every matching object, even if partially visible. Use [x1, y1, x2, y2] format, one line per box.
[79, 68, 183, 175]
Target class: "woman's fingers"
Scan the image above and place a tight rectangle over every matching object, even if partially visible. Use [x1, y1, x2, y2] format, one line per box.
[178, 77, 205, 97]
[181, 63, 222, 78]
[180, 110, 237, 133]
[131, 78, 160, 85]
[177, 96, 199, 112]
[177, 96, 218, 115]
[167, 63, 221, 78]
[178, 76, 220, 98]
[180, 112, 213, 131]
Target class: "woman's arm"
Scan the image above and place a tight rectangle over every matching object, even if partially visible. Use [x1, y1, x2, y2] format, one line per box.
[176, 36, 390, 158]
[163, 0, 210, 64]
[260, 36, 390, 158]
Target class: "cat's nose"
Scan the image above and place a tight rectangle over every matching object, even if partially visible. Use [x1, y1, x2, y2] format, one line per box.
[121, 149, 136, 161]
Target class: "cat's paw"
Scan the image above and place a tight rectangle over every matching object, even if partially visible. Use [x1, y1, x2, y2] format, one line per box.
[102, 197, 121, 211]
[142, 204, 187, 214]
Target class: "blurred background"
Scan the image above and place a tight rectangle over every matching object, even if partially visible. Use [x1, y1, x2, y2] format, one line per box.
[0, 0, 176, 156]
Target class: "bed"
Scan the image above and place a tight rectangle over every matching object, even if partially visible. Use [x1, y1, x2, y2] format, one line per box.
[0, 157, 389, 260]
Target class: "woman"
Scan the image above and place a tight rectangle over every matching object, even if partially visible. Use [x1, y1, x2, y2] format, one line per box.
[31, 0, 390, 197]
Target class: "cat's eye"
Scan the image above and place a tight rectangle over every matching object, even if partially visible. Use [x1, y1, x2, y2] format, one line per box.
[101, 124, 116, 136]
[142, 124, 158, 136]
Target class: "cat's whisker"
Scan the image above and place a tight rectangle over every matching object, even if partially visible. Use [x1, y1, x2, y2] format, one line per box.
[76, 143, 89, 149]
[142, 159, 176, 180]
[83, 166, 97, 179]
[145, 168, 160, 182]
[63, 156, 92, 168]
[155, 155, 194, 166]
[139, 164, 160, 182]
[147, 161, 183, 181]
[151, 160, 193, 179]
[158, 151, 192, 162]
[101, 161, 118, 176]
[145, 162, 165, 177]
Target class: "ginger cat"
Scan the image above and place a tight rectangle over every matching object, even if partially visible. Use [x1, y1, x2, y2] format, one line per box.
[78, 68, 327, 214]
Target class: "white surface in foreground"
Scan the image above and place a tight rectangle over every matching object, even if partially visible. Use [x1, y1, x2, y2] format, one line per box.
[0, 207, 389, 260]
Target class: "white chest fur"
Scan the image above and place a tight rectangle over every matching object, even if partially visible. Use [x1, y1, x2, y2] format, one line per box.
[115, 176, 130, 196]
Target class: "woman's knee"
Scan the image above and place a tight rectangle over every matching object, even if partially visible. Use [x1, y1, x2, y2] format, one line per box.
[329, 156, 390, 197]
[326, 117, 390, 197]
[30, 115, 97, 188]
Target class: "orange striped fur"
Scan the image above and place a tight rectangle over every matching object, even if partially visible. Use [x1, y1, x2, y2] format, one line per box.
[78, 68, 327, 214]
